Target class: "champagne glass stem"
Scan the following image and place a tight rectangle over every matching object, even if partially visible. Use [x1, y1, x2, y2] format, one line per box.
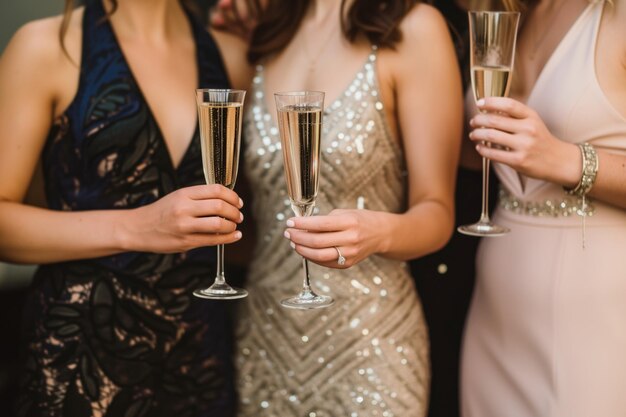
[215, 243, 226, 285]
[480, 156, 491, 224]
[301, 257, 313, 293]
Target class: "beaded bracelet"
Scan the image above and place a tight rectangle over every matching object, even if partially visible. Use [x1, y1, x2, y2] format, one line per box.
[563, 142, 599, 249]
[564, 142, 599, 197]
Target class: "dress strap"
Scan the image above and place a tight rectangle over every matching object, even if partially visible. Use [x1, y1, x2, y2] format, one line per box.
[369, 45, 379, 61]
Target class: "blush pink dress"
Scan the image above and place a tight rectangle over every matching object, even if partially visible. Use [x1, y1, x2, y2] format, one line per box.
[461, 2, 626, 416]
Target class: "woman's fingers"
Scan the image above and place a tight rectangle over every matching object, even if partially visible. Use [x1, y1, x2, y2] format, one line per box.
[191, 216, 239, 235]
[292, 244, 352, 268]
[287, 214, 354, 232]
[284, 226, 358, 268]
[475, 143, 520, 166]
[476, 97, 531, 119]
[190, 199, 243, 223]
[285, 228, 355, 249]
[469, 128, 517, 149]
[470, 112, 525, 133]
[284, 209, 373, 268]
[185, 184, 243, 208]
[187, 230, 243, 249]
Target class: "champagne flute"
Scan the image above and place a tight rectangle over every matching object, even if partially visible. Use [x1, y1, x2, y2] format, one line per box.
[458, 11, 520, 237]
[193, 89, 248, 300]
[275, 91, 334, 310]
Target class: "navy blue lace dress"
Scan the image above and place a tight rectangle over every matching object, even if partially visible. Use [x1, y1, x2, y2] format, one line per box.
[16, 2, 235, 416]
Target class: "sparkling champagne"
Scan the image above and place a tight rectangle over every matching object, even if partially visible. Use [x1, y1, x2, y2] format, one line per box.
[471, 65, 511, 100]
[278, 105, 322, 217]
[198, 102, 242, 189]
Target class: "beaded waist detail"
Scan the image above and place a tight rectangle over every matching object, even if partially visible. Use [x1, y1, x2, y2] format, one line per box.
[498, 187, 594, 217]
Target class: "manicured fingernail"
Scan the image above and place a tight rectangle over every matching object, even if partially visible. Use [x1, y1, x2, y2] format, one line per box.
[290, 242, 296, 249]
[283, 231, 290, 239]
[240, 212, 244, 221]
[286, 219, 295, 227]
[234, 231, 242, 239]
[238, 198, 244, 208]
[477, 99, 485, 106]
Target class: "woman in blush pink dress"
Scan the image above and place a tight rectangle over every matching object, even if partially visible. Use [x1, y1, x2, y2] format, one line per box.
[461, 1, 626, 416]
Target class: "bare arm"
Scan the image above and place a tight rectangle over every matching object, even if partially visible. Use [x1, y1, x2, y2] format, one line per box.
[376, 5, 463, 259]
[0, 19, 243, 265]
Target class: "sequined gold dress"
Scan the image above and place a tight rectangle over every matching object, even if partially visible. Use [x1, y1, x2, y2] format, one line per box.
[235, 49, 429, 417]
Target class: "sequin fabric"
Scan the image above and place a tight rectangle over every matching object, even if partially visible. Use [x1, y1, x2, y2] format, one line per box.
[15, 1, 236, 416]
[498, 187, 595, 217]
[236, 48, 429, 417]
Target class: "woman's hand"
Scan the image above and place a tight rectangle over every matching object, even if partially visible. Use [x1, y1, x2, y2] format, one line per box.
[125, 184, 244, 253]
[469, 97, 581, 188]
[283, 209, 389, 269]
[210, 0, 263, 40]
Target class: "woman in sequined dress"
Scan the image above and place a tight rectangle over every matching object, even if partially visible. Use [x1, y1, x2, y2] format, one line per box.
[461, 0, 626, 416]
[234, 0, 462, 415]
[208, 2, 482, 416]
[0, 0, 251, 415]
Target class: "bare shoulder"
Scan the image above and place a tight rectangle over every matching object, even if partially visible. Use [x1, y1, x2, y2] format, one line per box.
[3, 18, 62, 66]
[3, 9, 82, 66]
[0, 9, 83, 96]
[398, 2, 450, 46]
[209, 28, 253, 90]
[387, 2, 457, 76]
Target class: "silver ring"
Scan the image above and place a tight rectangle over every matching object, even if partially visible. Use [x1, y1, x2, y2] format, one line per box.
[334, 246, 346, 266]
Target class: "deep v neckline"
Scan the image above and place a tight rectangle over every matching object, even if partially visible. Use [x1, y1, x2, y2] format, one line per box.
[101, 2, 200, 173]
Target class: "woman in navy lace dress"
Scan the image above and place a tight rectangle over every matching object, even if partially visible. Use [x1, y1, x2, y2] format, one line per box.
[0, 0, 250, 415]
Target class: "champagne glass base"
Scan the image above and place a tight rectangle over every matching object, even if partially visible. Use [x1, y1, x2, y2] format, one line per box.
[193, 283, 248, 300]
[457, 222, 510, 237]
[280, 291, 334, 310]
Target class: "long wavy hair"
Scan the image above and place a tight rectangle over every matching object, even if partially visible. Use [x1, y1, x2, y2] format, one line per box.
[246, 0, 422, 63]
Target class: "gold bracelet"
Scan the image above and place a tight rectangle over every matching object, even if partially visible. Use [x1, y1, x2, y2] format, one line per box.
[564, 142, 599, 197]
[563, 142, 599, 249]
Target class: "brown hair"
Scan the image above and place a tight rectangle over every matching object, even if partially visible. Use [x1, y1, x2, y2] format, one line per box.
[246, 0, 421, 63]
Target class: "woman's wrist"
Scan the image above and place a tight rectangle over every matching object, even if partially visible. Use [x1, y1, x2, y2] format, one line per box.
[114, 208, 139, 253]
[553, 140, 583, 189]
[371, 211, 394, 256]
